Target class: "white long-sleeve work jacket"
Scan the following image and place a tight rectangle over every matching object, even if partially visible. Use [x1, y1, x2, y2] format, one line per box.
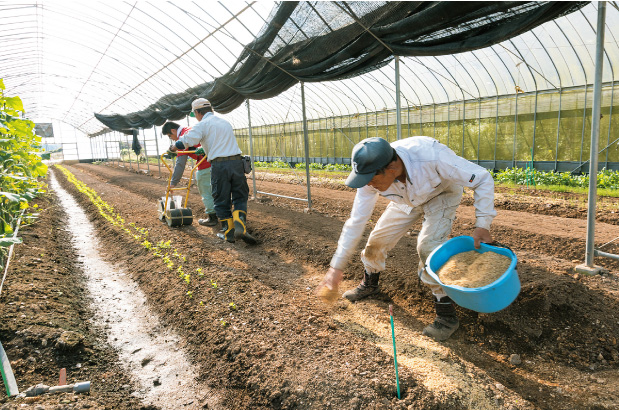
[177, 113, 241, 162]
[330, 136, 496, 271]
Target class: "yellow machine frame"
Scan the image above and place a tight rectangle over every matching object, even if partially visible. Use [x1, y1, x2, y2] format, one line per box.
[159, 151, 207, 226]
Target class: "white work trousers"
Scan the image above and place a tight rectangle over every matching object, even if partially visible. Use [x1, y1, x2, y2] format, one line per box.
[360, 184, 463, 299]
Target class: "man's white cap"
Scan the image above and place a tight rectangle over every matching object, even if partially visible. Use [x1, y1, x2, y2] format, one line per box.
[191, 98, 211, 111]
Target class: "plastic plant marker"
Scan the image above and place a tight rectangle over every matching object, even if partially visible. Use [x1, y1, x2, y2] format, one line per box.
[59, 368, 67, 385]
[389, 304, 401, 399]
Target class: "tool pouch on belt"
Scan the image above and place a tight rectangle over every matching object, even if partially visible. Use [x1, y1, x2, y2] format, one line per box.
[242, 155, 252, 174]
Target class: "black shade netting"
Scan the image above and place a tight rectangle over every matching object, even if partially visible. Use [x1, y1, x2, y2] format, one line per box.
[93, 1, 588, 134]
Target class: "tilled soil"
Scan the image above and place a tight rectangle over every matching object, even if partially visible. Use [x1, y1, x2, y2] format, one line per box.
[1, 161, 618, 410]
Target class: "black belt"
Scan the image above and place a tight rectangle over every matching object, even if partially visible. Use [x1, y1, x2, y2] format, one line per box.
[211, 155, 242, 162]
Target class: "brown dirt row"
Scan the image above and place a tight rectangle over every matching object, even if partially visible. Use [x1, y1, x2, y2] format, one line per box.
[1, 161, 618, 410]
[0, 190, 149, 410]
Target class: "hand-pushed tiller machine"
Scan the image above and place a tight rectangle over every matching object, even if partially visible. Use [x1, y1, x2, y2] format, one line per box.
[158, 151, 207, 227]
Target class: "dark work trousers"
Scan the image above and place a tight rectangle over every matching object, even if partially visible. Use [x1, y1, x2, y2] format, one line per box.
[210, 158, 249, 219]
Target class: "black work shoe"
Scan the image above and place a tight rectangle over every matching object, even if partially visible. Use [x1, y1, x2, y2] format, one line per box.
[342, 271, 380, 302]
[198, 213, 218, 227]
[422, 316, 460, 341]
[422, 296, 459, 341]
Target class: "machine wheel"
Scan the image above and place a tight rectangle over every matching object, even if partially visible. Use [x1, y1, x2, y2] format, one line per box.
[181, 208, 194, 226]
[166, 208, 193, 227]
[157, 199, 166, 221]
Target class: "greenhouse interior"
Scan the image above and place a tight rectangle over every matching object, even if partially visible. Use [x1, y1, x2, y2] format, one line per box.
[2, 2, 619, 410]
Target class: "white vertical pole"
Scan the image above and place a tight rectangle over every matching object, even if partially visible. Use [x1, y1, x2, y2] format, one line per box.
[154, 127, 161, 178]
[583, 2, 606, 269]
[301, 83, 312, 210]
[247, 100, 258, 200]
[141, 129, 149, 173]
[395, 56, 402, 140]
[104, 132, 109, 161]
[0, 341, 19, 396]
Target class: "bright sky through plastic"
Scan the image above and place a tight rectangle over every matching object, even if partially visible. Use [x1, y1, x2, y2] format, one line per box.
[3, 1, 275, 129]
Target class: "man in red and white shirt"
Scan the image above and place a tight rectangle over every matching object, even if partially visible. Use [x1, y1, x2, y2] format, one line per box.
[162, 121, 217, 227]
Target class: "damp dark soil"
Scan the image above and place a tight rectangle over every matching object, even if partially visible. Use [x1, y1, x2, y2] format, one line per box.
[1, 161, 618, 410]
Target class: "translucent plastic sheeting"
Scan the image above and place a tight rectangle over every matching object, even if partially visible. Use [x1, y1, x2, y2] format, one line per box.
[3, 1, 619, 138]
[0, 1, 275, 134]
[93, 1, 588, 131]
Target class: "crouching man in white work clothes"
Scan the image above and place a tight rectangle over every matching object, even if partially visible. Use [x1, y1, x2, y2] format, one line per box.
[318, 136, 497, 341]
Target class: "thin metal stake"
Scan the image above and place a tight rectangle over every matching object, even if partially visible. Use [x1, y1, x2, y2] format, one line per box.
[389, 304, 401, 399]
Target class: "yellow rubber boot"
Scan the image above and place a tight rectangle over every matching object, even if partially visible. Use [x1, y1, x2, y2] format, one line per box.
[233, 210, 257, 245]
[216, 218, 235, 243]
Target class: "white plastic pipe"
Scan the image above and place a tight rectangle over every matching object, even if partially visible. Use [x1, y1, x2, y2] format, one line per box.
[0, 341, 19, 397]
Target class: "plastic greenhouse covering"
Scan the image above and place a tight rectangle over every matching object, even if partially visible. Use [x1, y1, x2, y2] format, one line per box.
[1, 1, 619, 170]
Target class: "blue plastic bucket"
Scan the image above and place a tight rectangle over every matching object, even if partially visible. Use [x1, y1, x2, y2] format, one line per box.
[425, 236, 519, 313]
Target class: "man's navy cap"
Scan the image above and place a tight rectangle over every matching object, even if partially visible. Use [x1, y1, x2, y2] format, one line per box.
[345, 137, 395, 188]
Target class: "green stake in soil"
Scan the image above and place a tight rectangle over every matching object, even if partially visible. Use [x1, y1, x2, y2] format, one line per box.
[389, 304, 401, 399]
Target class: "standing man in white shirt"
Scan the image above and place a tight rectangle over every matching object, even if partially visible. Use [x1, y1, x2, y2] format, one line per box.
[168, 98, 256, 244]
[318, 136, 496, 341]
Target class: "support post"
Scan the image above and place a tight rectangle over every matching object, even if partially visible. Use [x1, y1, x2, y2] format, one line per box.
[395, 56, 402, 140]
[576, 2, 606, 275]
[142, 128, 150, 173]
[75, 129, 80, 161]
[125, 133, 132, 169]
[136, 131, 140, 172]
[247, 100, 258, 200]
[301, 83, 313, 211]
[104, 133, 109, 161]
[513, 91, 518, 169]
[154, 127, 161, 178]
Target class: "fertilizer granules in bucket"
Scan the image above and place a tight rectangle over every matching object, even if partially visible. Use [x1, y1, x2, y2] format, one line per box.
[437, 250, 512, 288]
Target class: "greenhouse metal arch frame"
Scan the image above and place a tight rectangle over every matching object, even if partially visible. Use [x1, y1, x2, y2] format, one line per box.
[85, 2, 618, 270]
[3, 1, 618, 269]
